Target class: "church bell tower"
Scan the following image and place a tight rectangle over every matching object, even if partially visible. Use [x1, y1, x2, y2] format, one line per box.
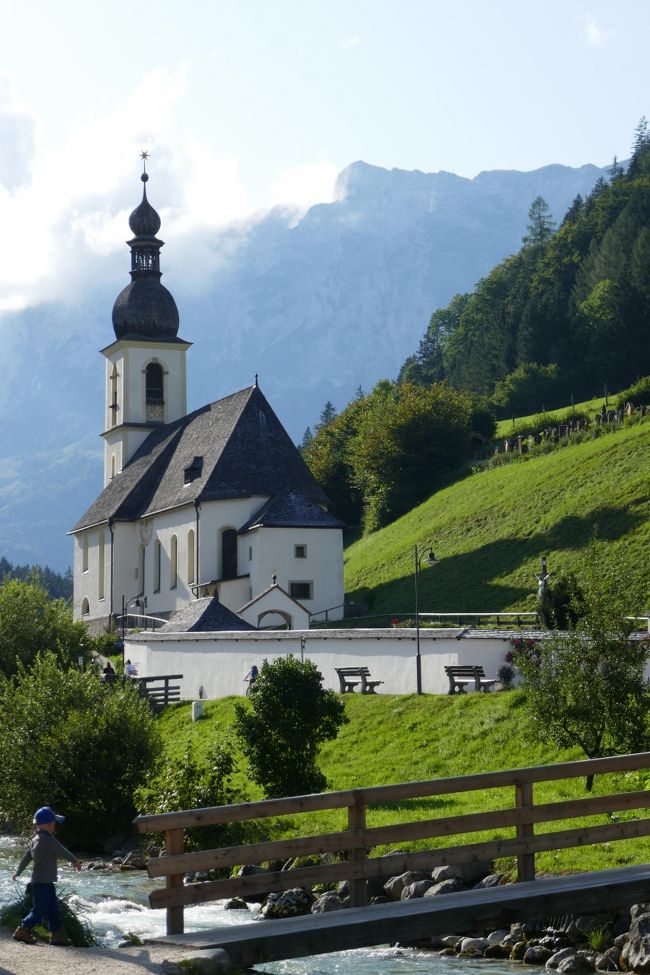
[101, 158, 191, 486]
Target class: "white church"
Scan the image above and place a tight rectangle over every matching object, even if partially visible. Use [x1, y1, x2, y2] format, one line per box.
[71, 168, 344, 633]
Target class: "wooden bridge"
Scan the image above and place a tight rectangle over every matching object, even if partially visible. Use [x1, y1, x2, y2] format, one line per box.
[134, 752, 650, 967]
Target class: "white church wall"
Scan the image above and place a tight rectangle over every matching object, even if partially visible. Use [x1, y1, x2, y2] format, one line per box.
[125, 628, 513, 699]
[251, 527, 344, 620]
[197, 497, 268, 585]
[72, 524, 109, 625]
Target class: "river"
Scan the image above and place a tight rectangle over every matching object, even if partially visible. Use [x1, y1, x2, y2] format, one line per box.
[0, 835, 531, 975]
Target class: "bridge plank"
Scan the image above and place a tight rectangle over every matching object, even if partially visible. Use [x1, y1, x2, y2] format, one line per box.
[149, 866, 650, 967]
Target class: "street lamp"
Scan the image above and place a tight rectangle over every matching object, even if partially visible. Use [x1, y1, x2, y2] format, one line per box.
[414, 543, 437, 695]
[121, 593, 144, 668]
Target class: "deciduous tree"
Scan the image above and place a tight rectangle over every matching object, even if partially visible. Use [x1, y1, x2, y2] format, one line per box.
[233, 656, 347, 798]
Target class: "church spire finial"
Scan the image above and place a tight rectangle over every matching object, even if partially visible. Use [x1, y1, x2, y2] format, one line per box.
[140, 150, 149, 182]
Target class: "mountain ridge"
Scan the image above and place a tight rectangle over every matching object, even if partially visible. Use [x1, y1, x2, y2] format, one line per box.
[0, 158, 607, 569]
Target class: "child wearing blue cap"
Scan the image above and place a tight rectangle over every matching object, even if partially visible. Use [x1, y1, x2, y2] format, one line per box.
[12, 806, 82, 946]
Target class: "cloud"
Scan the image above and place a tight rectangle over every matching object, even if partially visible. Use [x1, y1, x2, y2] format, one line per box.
[577, 14, 609, 48]
[0, 74, 36, 192]
[0, 69, 343, 319]
[268, 162, 339, 211]
[341, 36, 360, 48]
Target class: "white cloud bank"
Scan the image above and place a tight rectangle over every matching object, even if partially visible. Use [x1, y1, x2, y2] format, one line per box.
[0, 68, 339, 317]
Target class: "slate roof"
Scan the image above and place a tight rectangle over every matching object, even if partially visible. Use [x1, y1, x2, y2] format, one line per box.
[71, 386, 331, 531]
[239, 491, 345, 532]
[158, 597, 257, 632]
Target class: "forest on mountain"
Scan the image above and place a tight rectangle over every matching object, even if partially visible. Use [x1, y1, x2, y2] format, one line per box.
[0, 557, 72, 601]
[400, 119, 650, 416]
[304, 121, 650, 534]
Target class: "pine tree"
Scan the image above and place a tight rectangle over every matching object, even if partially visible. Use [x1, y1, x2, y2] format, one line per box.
[315, 400, 337, 432]
[522, 196, 556, 247]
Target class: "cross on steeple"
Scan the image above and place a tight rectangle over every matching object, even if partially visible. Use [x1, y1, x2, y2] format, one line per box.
[140, 150, 149, 174]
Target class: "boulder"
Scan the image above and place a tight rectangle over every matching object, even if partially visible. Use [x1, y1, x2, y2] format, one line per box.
[311, 892, 346, 913]
[557, 952, 596, 973]
[459, 937, 488, 956]
[440, 935, 463, 950]
[120, 850, 147, 870]
[485, 944, 513, 959]
[523, 945, 553, 964]
[510, 941, 529, 961]
[431, 861, 492, 885]
[621, 913, 650, 972]
[486, 929, 511, 946]
[223, 898, 248, 910]
[423, 878, 463, 897]
[401, 880, 435, 900]
[631, 905, 650, 922]
[548, 947, 581, 969]
[384, 871, 430, 900]
[260, 888, 315, 919]
[474, 873, 505, 889]
[594, 953, 618, 972]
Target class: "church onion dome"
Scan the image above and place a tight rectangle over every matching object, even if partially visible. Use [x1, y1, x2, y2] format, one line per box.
[112, 169, 180, 341]
[128, 175, 162, 237]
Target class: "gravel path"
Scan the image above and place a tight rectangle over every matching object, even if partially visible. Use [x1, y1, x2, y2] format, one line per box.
[0, 927, 191, 975]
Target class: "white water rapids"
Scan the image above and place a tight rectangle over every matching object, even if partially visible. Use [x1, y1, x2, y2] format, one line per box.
[0, 835, 532, 974]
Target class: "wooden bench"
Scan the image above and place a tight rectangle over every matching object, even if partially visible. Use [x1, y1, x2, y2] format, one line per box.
[444, 665, 498, 695]
[335, 666, 383, 694]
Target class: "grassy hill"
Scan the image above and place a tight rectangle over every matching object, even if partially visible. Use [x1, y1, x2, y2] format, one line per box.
[343, 417, 650, 616]
[156, 692, 650, 875]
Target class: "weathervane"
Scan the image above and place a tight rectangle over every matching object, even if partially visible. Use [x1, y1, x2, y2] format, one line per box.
[140, 150, 149, 174]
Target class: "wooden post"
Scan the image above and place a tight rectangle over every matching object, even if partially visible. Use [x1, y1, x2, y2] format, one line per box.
[515, 780, 535, 882]
[166, 828, 185, 934]
[348, 791, 367, 907]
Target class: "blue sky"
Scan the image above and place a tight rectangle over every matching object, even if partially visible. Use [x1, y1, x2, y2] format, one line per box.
[0, 0, 648, 312]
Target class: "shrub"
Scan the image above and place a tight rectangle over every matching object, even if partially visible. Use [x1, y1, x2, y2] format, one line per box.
[0, 578, 95, 677]
[234, 656, 348, 799]
[0, 652, 161, 849]
[136, 739, 263, 851]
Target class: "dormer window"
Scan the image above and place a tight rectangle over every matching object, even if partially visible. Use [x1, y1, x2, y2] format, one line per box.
[184, 456, 203, 484]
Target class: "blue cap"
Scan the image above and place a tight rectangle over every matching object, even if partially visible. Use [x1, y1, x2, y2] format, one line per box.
[33, 806, 65, 825]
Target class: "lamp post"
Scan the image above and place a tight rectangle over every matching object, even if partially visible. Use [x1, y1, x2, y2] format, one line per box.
[121, 594, 143, 669]
[414, 543, 437, 695]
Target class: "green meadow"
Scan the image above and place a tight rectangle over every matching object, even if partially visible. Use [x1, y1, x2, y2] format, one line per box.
[155, 692, 650, 877]
[343, 418, 650, 616]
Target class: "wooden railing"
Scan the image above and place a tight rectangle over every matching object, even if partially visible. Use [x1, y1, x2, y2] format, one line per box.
[134, 751, 650, 935]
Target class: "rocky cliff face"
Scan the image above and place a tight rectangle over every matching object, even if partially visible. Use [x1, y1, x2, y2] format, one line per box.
[0, 159, 607, 568]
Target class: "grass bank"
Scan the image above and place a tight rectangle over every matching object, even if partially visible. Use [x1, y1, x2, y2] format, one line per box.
[154, 691, 650, 876]
[343, 419, 650, 615]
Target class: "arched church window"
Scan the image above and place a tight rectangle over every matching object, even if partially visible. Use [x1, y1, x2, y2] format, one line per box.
[110, 364, 119, 428]
[170, 535, 178, 588]
[81, 597, 90, 616]
[98, 530, 105, 600]
[145, 362, 164, 422]
[221, 528, 237, 580]
[187, 529, 196, 585]
[153, 539, 161, 592]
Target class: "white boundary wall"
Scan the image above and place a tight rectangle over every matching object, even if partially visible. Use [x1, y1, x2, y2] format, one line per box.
[126, 627, 519, 698]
